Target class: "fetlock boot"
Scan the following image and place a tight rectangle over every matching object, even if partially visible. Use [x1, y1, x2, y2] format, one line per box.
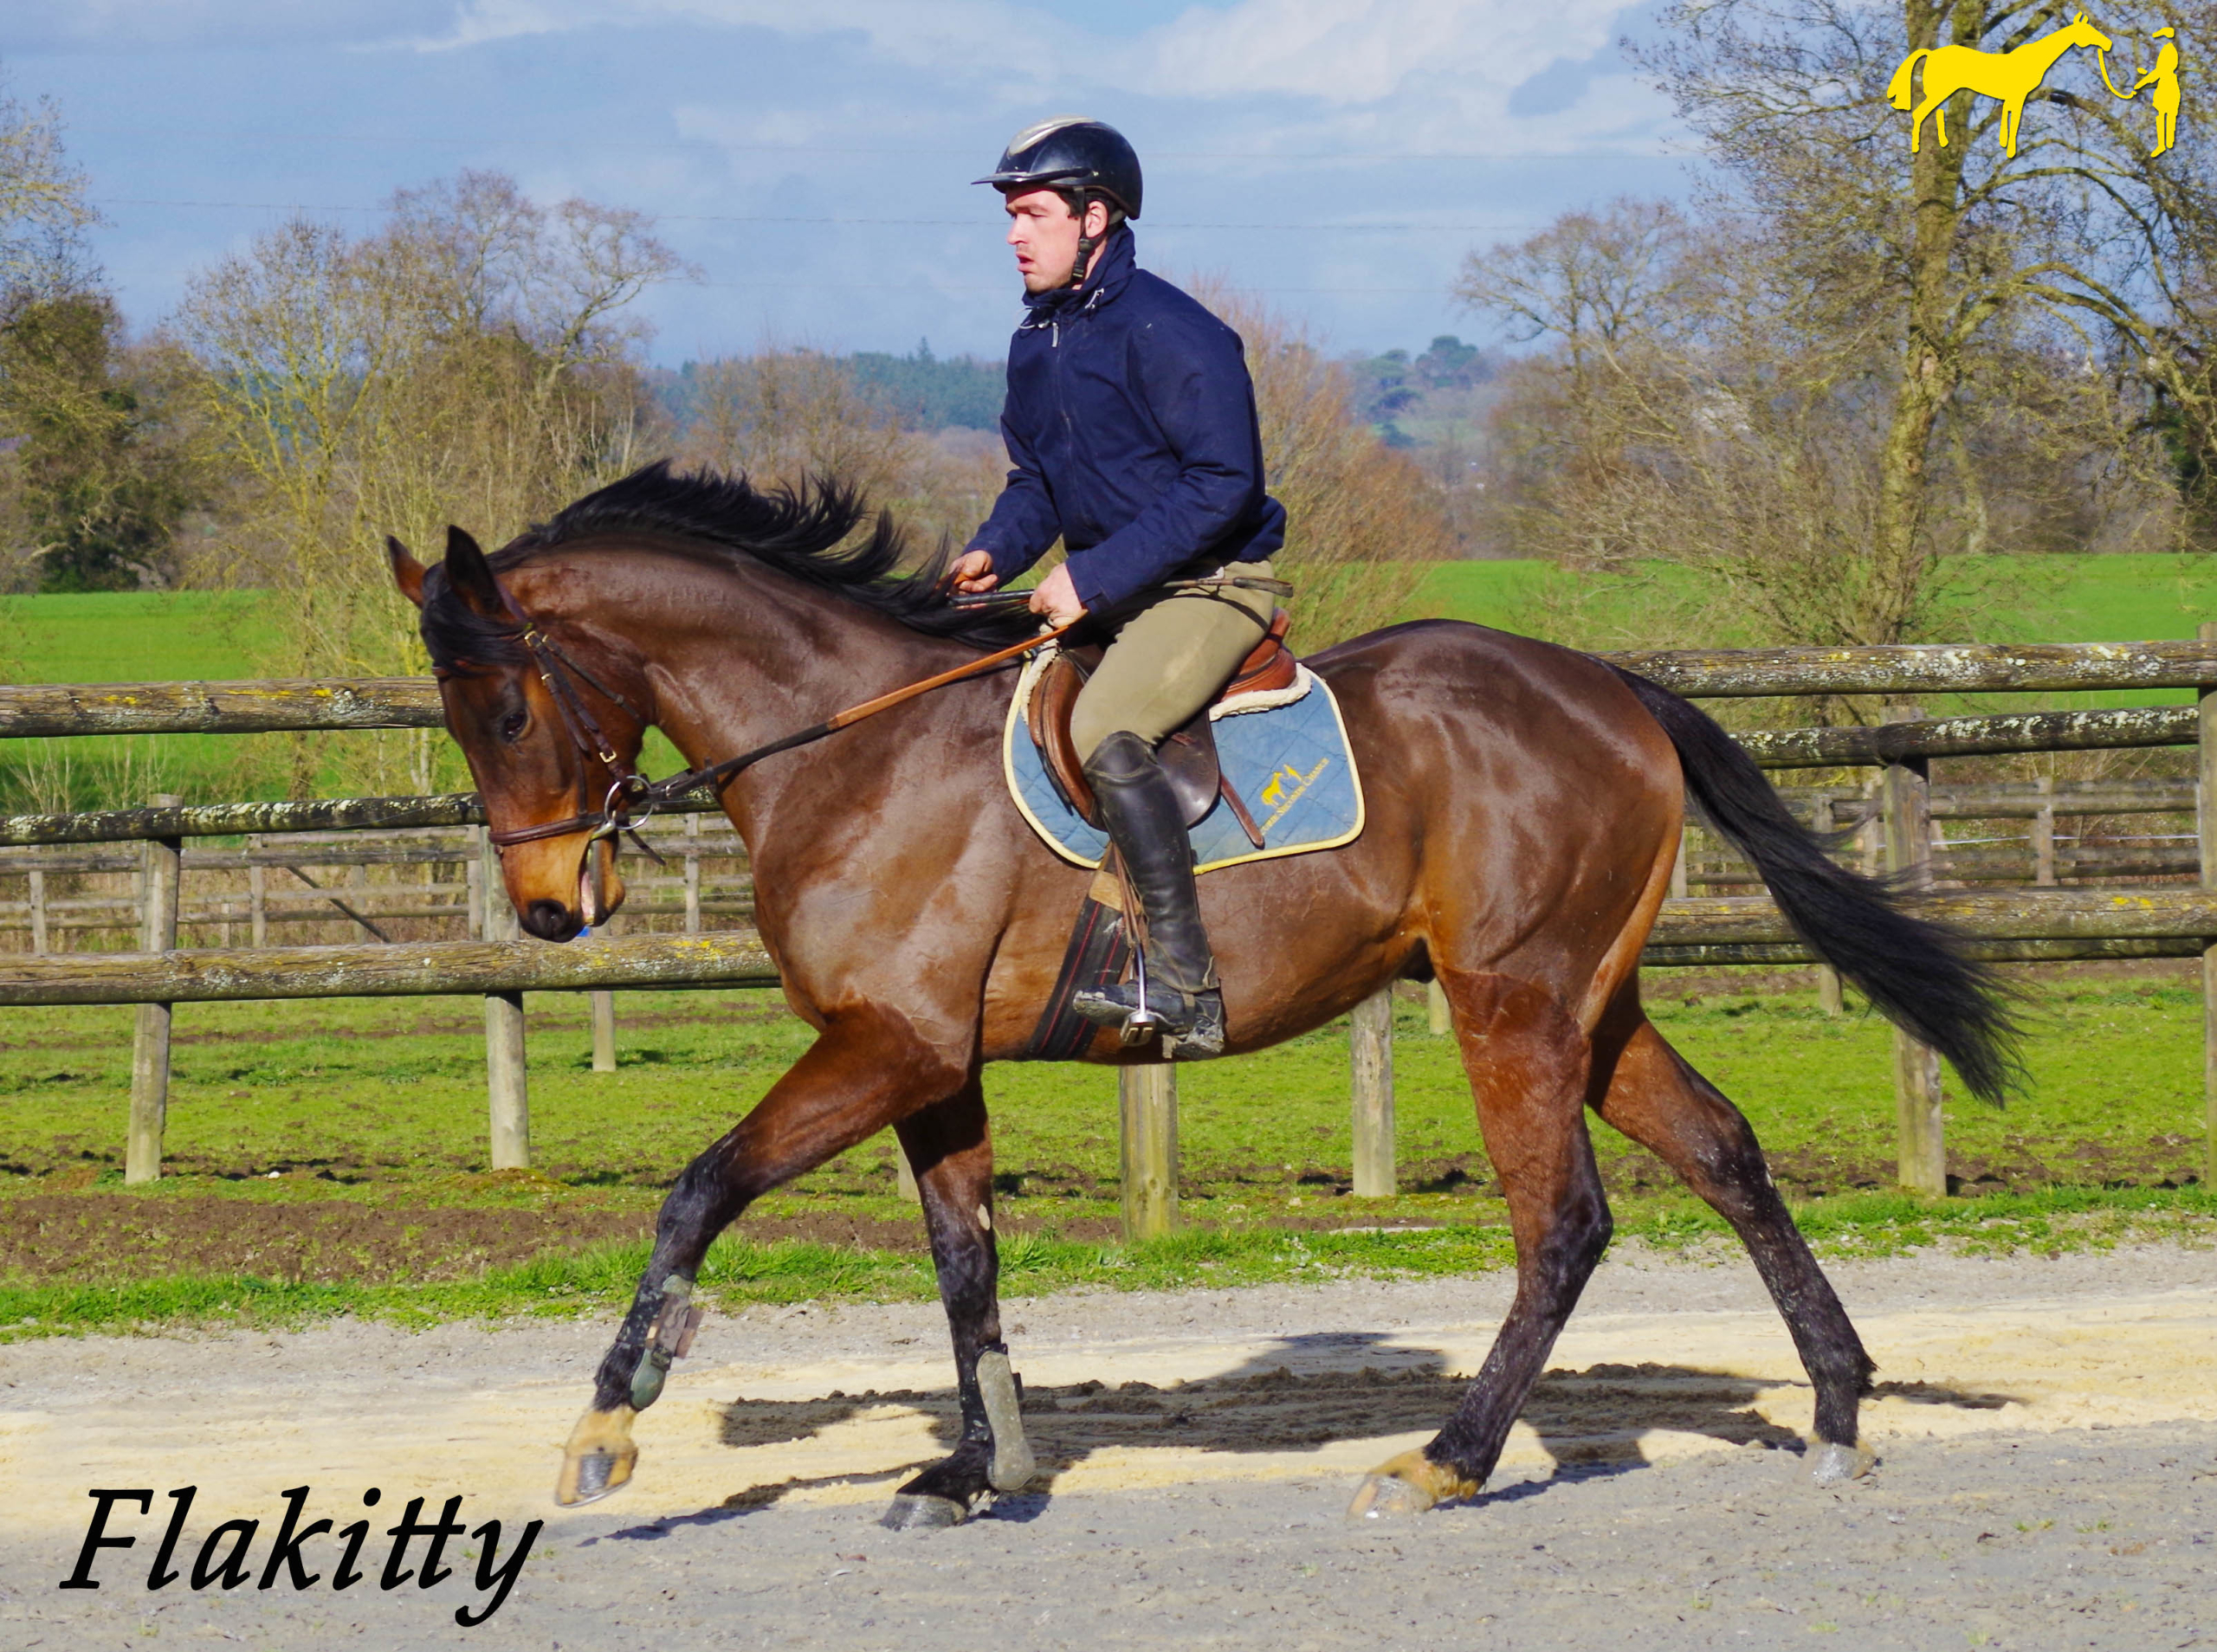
[1071, 729, 1226, 1059]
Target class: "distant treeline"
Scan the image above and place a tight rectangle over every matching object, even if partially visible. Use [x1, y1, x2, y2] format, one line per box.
[658, 343, 1005, 434]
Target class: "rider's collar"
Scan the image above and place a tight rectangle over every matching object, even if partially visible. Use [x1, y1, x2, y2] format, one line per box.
[1019, 226, 1135, 327]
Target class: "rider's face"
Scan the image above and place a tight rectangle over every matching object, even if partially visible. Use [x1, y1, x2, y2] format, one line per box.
[1002, 189, 1109, 294]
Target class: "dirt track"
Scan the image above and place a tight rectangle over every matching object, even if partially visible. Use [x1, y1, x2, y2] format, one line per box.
[1, 1243, 2212, 1650]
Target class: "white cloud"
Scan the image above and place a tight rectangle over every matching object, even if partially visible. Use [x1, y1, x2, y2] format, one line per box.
[423, 0, 1063, 64]
[1134, 0, 1630, 106]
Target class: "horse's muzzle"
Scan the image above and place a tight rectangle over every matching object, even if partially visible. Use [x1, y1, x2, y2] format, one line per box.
[522, 899, 584, 942]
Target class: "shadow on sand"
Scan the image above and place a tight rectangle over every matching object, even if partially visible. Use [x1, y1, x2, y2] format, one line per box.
[585, 1332, 2025, 1537]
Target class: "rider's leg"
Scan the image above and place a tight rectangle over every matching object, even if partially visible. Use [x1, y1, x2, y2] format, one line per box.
[1067, 565, 1276, 764]
[1067, 567, 1273, 1053]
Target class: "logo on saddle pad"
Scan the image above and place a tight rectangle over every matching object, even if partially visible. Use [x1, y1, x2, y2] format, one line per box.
[1004, 656, 1366, 874]
[1887, 14, 2183, 158]
[1257, 756, 1332, 836]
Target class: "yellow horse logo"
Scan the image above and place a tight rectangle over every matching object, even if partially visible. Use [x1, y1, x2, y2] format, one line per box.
[1887, 11, 2112, 156]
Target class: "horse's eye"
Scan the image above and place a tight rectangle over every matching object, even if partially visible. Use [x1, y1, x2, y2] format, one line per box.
[499, 709, 528, 742]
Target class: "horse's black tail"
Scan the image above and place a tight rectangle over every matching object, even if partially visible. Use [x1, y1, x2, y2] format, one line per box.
[1610, 665, 2021, 1104]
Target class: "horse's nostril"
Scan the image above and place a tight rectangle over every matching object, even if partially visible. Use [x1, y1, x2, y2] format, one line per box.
[522, 899, 578, 941]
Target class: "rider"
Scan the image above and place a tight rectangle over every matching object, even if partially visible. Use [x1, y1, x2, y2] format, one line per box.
[947, 116, 1285, 1059]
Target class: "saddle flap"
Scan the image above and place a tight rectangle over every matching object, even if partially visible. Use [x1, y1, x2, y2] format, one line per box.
[1028, 649, 1221, 831]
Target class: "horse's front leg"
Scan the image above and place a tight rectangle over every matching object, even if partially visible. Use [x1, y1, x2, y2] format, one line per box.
[880, 1074, 1037, 1528]
[555, 1009, 970, 1507]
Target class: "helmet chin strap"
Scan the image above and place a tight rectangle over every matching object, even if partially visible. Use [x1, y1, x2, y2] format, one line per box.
[1069, 189, 1096, 289]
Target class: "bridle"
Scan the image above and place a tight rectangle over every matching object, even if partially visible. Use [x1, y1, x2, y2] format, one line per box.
[443, 573, 1086, 855]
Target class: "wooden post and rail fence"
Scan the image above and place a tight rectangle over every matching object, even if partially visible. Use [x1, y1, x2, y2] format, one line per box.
[8, 637, 2217, 1233]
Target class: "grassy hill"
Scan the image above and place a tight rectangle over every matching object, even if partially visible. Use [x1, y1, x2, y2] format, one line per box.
[8, 553, 2217, 808]
[1423, 554, 2217, 647]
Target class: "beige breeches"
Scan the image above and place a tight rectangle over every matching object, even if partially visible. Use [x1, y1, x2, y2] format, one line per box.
[1068, 561, 1277, 763]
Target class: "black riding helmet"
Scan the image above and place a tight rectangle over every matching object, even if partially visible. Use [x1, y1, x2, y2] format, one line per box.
[976, 117, 1142, 288]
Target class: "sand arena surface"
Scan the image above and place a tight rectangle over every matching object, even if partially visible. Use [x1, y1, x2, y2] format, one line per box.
[0, 1242, 2210, 1649]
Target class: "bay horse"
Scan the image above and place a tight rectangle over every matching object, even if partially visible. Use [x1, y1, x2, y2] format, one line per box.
[387, 462, 2013, 1525]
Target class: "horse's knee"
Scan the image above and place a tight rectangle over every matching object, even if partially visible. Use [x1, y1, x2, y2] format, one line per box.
[1522, 1180, 1612, 1307]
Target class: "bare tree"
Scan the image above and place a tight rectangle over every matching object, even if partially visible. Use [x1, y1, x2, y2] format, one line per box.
[1639, 0, 2217, 634]
[1190, 279, 1453, 646]
[174, 173, 688, 796]
[0, 76, 94, 295]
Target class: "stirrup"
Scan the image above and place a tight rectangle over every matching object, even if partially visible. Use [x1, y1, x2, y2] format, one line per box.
[1070, 981, 1225, 1061]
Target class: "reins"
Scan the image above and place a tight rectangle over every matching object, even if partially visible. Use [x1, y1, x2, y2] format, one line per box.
[468, 581, 1083, 851]
[463, 571, 1293, 854]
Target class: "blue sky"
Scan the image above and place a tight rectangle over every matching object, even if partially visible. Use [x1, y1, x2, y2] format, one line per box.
[2, 0, 1691, 363]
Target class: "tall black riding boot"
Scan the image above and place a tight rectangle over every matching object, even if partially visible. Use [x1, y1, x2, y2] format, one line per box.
[1070, 729, 1226, 1059]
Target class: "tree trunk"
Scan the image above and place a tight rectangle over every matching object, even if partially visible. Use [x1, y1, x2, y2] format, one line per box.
[1866, 0, 1979, 644]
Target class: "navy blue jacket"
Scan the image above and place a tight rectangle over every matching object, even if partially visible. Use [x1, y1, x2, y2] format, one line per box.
[967, 229, 1285, 613]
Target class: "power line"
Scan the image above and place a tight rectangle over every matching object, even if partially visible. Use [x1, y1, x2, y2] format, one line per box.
[91, 198, 1546, 234]
[74, 126, 1684, 164]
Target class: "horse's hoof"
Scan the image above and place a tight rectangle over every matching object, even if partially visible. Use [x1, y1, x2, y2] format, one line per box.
[976, 1351, 1037, 1493]
[880, 1492, 973, 1530]
[556, 1405, 639, 1507]
[1345, 1449, 1482, 1520]
[1810, 1439, 1876, 1487]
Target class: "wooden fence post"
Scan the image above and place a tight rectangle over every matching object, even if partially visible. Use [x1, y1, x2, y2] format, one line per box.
[683, 813, 702, 933]
[590, 991, 617, 1072]
[1813, 794, 1845, 1016]
[1351, 988, 1396, 1197]
[2200, 622, 2217, 1193]
[895, 1150, 920, 1202]
[465, 827, 485, 940]
[1119, 1061, 1178, 1241]
[1883, 709, 1946, 1196]
[126, 794, 182, 1184]
[479, 829, 531, 1169]
[1671, 821, 1690, 899]
[248, 834, 268, 947]
[1426, 978, 1451, 1036]
[2033, 775, 2057, 887]
[27, 868, 46, 955]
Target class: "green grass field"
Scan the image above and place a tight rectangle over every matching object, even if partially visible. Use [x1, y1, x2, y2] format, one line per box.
[1, 979, 2208, 1333]
[1423, 554, 2217, 649]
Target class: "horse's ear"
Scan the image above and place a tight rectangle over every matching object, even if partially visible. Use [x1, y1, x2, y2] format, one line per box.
[387, 537, 428, 610]
[442, 526, 505, 617]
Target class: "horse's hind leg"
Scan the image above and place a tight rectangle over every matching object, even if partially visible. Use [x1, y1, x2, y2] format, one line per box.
[881, 1073, 1037, 1529]
[1350, 969, 1610, 1516]
[1591, 998, 1876, 1484]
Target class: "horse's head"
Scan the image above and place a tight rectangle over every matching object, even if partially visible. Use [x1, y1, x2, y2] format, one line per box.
[2067, 10, 2112, 52]
[390, 527, 637, 942]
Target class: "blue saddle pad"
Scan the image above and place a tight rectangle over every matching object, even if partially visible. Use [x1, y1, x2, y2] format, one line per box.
[1002, 658, 1365, 874]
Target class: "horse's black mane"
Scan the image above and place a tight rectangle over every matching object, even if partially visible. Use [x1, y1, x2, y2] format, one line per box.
[423, 461, 1035, 666]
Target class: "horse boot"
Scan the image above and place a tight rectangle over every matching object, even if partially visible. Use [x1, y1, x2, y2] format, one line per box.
[1070, 729, 1226, 1059]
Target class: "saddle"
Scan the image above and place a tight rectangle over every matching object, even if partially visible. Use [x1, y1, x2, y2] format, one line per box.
[1027, 608, 1298, 850]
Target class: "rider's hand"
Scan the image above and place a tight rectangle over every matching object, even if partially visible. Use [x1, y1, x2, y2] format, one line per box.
[1028, 563, 1086, 627]
[948, 549, 999, 595]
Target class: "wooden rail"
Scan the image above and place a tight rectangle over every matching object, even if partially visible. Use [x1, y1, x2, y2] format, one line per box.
[0, 930, 779, 1006]
[6, 641, 2216, 737]
[10, 633, 2217, 1228]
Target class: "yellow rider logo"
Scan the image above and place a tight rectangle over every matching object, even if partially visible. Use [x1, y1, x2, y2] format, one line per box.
[1887, 13, 2183, 158]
